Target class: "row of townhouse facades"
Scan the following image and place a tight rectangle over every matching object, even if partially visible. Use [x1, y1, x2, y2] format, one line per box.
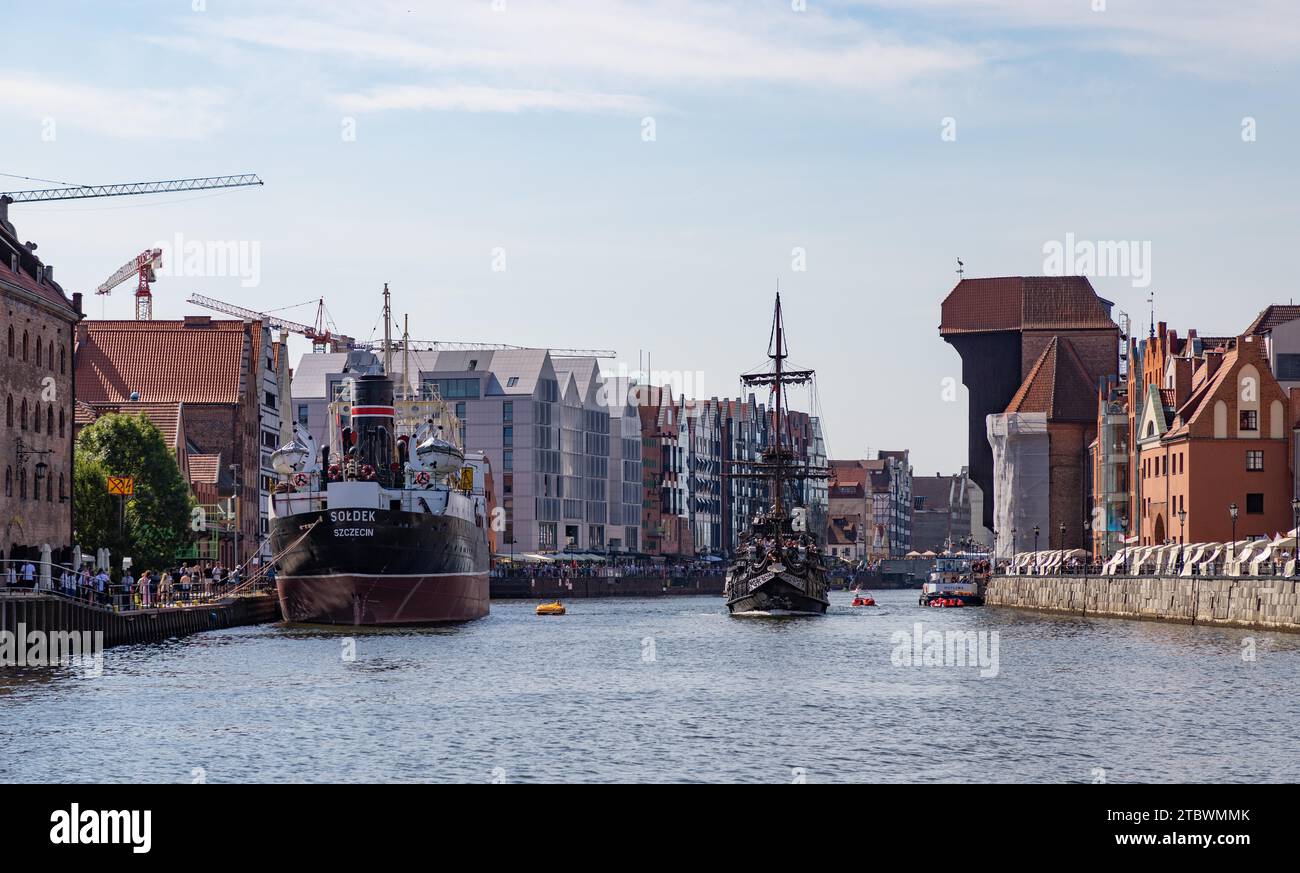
[292, 351, 829, 557]
[827, 451, 915, 559]
[1091, 307, 1300, 556]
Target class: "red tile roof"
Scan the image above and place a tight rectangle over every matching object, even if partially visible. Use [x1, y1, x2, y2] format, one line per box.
[187, 453, 223, 485]
[76, 319, 250, 404]
[1004, 335, 1098, 421]
[79, 401, 185, 449]
[940, 276, 1116, 336]
[1244, 305, 1300, 336]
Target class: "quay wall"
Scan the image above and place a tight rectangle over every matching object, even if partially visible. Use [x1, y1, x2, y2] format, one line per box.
[0, 593, 281, 648]
[987, 574, 1300, 632]
[491, 575, 724, 599]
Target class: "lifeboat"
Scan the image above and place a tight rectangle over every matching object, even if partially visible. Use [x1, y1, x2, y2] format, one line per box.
[850, 592, 876, 607]
[535, 601, 566, 616]
[414, 428, 465, 475]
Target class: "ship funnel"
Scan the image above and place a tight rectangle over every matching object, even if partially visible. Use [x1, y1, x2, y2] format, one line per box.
[349, 374, 396, 480]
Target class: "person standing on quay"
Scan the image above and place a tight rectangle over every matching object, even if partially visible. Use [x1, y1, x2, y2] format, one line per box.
[21, 559, 35, 590]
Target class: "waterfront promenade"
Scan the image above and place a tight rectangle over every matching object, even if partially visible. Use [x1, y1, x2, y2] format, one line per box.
[1, 575, 281, 648]
[989, 568, 1300, 632]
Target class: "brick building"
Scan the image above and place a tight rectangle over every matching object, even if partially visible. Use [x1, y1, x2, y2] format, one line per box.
[74, 316, 274, 566]
[1136, 333, 1295, 545]
[940, 276, 1119, 541]
[0, 197, 82, 567]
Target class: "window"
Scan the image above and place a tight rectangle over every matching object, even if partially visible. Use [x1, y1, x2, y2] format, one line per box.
[503, 449, 513, 471]
[47, 344, 53, 370]
[46, 473, 51, 502]
[21, 331, 27, 361]
[1246, 493, 1265, 514]
[297, 404, 309, 426]
[46, 407, 52, 434]
[34, 337, 41, 367]
[503, 401, 513, 422]
[4, 467, 9, 497]
[58, 408, 64, 437]
[59, 472, 65, 501]
[5, 395, 10, 428]
[467, 359, 478, 371]
[1278, 353, 1300, 381]
[20, 399, 26, 430]
[507, 376, 519, 388]
[18, 468, 25, 499]
[1247, 450, 1264, 471]
[59, 347, 65, 374]
[503, 425, 514, 447]
[1240, 410, 1258, 431]
[32, 402, 38, 433]
[265, 391, 276, 409]
[434, 378, 480, 399]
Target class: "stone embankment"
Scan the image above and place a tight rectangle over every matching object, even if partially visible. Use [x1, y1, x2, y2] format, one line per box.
[987, 574, 1300, 631]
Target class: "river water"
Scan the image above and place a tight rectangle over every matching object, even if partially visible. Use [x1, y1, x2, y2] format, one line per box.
[2, 589, 1297, 783]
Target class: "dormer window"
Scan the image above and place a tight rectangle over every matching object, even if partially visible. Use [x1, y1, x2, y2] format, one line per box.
[467, 359, 477, 371]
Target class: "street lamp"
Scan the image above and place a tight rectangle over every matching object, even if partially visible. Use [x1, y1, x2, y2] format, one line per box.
[1177, 508, 1187, 571]
[1291, 497, 1299, 576]
[1032, 524, 1040, 553]
[1229, 503, 1239, 565]
[1058, 521, 1065, 549]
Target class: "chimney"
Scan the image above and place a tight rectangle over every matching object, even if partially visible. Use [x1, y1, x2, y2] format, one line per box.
[43, 265, 53, 283]
[72, 292, 82, 316]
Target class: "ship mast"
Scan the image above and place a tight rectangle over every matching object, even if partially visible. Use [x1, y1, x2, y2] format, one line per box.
[733, 292, 825, 524]
[772, 292, 786, 516]
[382, 283, 393, 377]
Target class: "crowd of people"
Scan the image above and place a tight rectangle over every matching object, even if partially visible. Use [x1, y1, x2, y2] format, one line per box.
[491, 558, 726, 580]
[1, 559, 278, 610]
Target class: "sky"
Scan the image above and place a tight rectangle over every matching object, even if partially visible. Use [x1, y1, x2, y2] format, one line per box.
[3, 0, 1300, 475]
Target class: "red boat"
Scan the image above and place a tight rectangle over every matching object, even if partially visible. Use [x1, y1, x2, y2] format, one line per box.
[850, 589, 876, 607]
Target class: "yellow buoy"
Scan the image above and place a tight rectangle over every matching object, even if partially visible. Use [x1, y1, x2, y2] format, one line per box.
[535, 601, 566, 616]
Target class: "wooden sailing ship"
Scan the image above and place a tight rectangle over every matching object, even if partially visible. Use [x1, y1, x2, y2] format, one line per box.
[723, 292, 831, 616]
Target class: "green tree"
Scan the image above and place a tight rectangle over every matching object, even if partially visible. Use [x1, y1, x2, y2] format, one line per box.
[76, 413, 193, 571]
[72, 454, 116, 553]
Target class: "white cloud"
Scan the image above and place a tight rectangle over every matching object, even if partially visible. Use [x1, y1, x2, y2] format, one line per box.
[0, 72, 229, 140]
[851, 0, 1300, 72]
[336, 84, 652, 115]
[187, 0, 985, 114]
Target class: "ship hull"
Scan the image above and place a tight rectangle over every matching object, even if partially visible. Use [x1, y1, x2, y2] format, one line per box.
[268, 508, 489, 626]
[726, 570, 829, 617]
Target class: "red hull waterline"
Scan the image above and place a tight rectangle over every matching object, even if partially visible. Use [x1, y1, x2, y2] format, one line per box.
[276, 572, 490, 626]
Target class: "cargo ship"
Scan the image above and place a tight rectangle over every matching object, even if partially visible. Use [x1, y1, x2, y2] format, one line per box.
[723, 292, 831, 616]
[266, 287, 492, 625]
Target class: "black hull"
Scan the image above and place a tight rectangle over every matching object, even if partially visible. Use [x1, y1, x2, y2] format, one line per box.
[726, 573, 829, 616]
[268, 508, 489, 625]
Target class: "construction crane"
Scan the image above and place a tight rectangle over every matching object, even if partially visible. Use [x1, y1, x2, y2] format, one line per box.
[1, 174, 263, 203]
[367, 339, 617, 358]
[187, 293, 615, 358]
[97, 248, 163, 321]
[188, 294, 354, 352]
[0, 173, 263, 319]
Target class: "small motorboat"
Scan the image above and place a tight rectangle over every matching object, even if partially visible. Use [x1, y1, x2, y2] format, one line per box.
[535, 601, 566, 616]
[850, 590, 876, 607]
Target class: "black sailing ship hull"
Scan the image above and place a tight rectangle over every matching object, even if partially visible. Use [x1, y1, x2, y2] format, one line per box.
[268, 508, 489, 626]
[726, 568, 829, 616]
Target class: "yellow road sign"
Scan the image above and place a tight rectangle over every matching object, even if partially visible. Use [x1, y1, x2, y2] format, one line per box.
[107, 476, 134, 496]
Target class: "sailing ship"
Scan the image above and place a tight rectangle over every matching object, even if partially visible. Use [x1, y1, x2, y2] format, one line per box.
[723, 293, 831, 616]
[266, 285, 492, 625]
